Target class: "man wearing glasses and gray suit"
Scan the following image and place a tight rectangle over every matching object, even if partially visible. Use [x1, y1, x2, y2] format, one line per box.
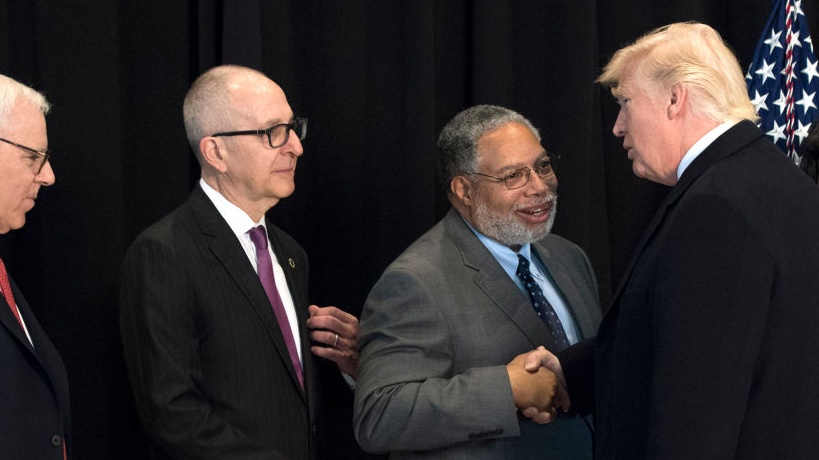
[354, 105, 601, 459]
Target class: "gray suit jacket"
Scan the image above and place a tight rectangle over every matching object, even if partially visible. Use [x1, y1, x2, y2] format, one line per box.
[354, 209, 601, 459]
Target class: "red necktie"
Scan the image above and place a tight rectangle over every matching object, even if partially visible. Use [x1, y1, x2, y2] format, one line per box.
[0, 257, 24, 329]
[248, 226, 304, 388]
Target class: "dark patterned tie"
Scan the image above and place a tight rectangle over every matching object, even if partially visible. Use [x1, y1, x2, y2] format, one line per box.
[248, 226, 303, 388]
[516, 254, 570, 351]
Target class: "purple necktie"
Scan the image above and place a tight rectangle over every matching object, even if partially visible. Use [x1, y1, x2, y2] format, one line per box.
[248, 226, 303, 388]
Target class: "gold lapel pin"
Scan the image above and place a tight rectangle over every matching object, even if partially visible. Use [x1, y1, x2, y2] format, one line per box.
[288, 258, 295, 268]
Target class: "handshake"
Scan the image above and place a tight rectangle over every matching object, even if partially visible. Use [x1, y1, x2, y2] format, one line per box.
[506, 346, 567, 425]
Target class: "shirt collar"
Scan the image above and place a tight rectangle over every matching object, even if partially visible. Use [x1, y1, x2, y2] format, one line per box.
[677, 122, 734, 179]
[462, 215, 532, 264]
[199, 178, 266, 239]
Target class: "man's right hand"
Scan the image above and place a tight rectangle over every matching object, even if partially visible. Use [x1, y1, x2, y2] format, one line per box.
[518, 346, 571, 424]
[506, 352, 558, 421]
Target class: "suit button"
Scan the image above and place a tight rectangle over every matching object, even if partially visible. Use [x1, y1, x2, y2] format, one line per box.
[51, 434, 63, 447]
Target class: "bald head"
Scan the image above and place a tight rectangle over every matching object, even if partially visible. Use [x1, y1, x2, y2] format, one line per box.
[183, 65, 284, 162]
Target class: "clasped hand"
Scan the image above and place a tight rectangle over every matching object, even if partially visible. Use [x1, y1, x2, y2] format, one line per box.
[506, 346, 571, 425]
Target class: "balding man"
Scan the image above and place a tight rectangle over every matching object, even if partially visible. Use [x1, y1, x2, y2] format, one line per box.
[120, 65, 363, 459]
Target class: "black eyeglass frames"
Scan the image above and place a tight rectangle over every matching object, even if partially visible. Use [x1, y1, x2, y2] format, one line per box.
[211, 117, 308, 149]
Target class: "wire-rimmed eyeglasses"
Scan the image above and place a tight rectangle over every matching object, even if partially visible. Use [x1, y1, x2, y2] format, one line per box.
[467, 153, 560, 190]
[0, 137, 51, 173]
[211, 117, 308, 148]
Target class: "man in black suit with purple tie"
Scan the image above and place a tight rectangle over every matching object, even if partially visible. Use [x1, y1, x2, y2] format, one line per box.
[120, 65, 366, 459]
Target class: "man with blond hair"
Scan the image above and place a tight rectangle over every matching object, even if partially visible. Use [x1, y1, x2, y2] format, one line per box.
[525, 22, 819, 459]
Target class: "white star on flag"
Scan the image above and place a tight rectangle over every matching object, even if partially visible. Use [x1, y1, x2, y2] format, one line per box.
[752, 90, 770, 112]
[747, 0, 819, 162]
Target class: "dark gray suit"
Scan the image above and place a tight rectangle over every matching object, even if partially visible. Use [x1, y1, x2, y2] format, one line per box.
[120, 185, 359, 460]
[354, 209, 601, 459]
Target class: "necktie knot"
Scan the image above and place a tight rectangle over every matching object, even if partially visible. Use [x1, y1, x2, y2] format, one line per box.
[248, 225, 268, 251]
[516, 254, 531, 277]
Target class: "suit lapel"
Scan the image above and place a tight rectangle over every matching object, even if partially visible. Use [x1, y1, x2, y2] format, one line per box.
[444, 210, 554, 348]
[188, 186, 306, 397]
[609, 121, 764, 306]
[2, 278, 68, 408]
[265, 224, 308, 327]
[0, 291, 32, 350]
[532, 244, 596, 339]
[265, 220, 314, 390]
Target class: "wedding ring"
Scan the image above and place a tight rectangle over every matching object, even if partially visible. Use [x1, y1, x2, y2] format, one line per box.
[333, 333, 339, 347]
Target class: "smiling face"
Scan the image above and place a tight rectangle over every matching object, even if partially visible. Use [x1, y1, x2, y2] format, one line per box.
[458, 121, 558, 249]
[612, 65, 682, 186]
[0, 100, 55, 233]
[204, 72, 304, 221]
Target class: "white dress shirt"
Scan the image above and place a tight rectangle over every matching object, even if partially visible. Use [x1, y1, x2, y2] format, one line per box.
[199, 179, 302, 363]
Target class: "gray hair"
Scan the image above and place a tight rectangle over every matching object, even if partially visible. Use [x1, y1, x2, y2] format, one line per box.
[0, 74, 50, 126]
[437, 104, 540, 189]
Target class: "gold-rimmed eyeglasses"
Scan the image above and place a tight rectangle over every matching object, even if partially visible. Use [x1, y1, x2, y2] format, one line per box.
[467, 153, 560, 190]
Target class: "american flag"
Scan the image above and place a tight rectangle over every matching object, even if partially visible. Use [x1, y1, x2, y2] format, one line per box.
[746, 0, 819, 164]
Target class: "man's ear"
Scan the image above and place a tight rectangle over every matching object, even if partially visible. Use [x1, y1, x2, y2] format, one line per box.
[200, 136, 228, 173]
[668, 84, 687, 119]
[451, 175, 473, 206]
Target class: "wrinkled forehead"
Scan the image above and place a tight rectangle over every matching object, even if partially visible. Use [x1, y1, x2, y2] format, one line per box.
[477, 122, 545, 166]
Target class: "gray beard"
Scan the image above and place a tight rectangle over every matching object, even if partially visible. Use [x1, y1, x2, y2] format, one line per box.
[473, 196, 557, 247]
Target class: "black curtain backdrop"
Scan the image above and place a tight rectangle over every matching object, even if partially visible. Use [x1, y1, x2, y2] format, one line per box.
[0, 1, 814, 458]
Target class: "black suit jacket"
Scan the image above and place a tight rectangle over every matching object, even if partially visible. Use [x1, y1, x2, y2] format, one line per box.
[120, 185, 358, 460]
[562, 121, 819, 459]
[0, 275, 71, 459]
